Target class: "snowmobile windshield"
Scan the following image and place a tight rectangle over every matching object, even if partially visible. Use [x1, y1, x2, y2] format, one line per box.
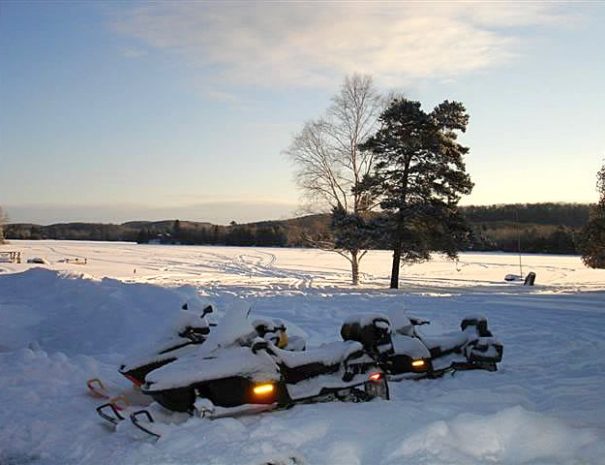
[201, 301, 256, 353]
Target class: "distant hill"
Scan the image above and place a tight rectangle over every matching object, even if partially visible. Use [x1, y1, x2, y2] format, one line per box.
[461, 203, 590, 228]
[122, 220, 213, 229]
[4, 203, 594, 254]
[460, 203, 592, 254]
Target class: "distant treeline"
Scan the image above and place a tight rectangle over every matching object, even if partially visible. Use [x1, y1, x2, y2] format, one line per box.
[5, 203, 593, 254]
[462, 203, 590, 228]
[5, 220, 294, 247]
[136, 220, 289, 247]
[463, 203, 592, 254]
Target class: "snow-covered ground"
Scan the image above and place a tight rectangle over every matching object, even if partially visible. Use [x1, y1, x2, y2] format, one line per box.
[1, 240, 604, 465]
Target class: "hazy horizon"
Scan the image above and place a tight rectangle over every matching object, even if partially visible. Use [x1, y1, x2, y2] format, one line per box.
[2, 199, 595, 226]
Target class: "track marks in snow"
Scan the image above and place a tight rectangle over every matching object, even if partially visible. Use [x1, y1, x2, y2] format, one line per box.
[2, 261, 605, 464]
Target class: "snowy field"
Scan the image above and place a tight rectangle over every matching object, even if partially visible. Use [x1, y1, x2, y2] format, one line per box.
[1, 240, 604, 465]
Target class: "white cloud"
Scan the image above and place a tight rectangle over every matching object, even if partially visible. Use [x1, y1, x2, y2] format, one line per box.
[111, 2, 568, 88]
[119, 46, 148, 58]
[203, 88, 240, 103]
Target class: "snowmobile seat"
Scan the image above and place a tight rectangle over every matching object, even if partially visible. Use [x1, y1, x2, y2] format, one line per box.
[420, 332, 468, 358]
[119, 334, 205, 385]
[465, 337, 503, 364]
[460, 316, 492, 337]
[340, 314, 392, 352]
[271, 341, 364, 384]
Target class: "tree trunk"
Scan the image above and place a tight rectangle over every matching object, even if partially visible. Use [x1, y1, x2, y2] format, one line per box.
[390, 244, 401, 289]
[351, 250, 359, 286]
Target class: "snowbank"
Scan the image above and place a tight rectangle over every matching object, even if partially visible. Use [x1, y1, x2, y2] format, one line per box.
[1, 247, 604, 465]
[0, 268, 202, 358]
[389, 406, 604, 464]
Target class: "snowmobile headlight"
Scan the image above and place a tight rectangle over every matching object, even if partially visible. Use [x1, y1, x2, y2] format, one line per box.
[368, 372, 383, 382]
[252, 383, 275, 396]
[412, 359, 426, 368]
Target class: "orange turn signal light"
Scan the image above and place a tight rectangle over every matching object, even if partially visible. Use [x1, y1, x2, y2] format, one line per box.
[252, 383, 275, 396]
[368, 372, 383, 382]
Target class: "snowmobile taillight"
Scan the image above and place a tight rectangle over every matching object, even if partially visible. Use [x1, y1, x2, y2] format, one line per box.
[252, 383, 275, 396]
[125, 373, 144, 387]
[368, 372, 383, 382]
[412, 359, 426, 368]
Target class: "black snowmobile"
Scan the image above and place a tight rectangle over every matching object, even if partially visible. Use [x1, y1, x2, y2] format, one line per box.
[116, 300, 305, 388]
[92, 304, 500, 439]
[117, 299, 216, 387]
[98, 303, 388, 438]
[341, 309, 503, 379]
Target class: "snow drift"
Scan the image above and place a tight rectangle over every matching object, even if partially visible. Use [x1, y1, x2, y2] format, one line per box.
[1, 245, 604, 465]
[0, 268, 204, 358]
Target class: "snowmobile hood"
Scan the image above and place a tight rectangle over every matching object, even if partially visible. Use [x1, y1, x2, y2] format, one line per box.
[143, 346, 280, 392]
[390, 334, 431, 359]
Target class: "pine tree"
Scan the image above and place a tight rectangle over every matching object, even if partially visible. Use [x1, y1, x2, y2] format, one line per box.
[578, 162, 605, 268]
[359, 98, 473, 289]
[0, 206, 5, 243]
[172, 219, 182, 243]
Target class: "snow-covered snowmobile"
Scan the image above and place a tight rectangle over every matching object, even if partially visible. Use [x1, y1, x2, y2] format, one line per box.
[90, 299, 306, 418]
[115, 300, 305, 389]
[98, 303, 388, 438]
[116, 299, 217, 388]
[340, 310, 503, 379]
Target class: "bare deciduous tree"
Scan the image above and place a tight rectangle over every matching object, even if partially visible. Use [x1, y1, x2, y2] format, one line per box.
[285, 74, 383, 285]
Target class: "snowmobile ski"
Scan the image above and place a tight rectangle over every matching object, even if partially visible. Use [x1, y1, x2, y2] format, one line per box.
[95, 395, 130, 425]
[129, 409, 161, 439]
[86, 378, 112, 399]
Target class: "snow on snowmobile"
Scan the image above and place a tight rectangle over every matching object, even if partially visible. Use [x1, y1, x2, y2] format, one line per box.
[90, 299, 306, 417]
[115, 299, 217, 388]
[87, 298, 217, 405]
[98, 302, 388, 438]
[98, 299, 305, 392]
[340, 309, 503, 380]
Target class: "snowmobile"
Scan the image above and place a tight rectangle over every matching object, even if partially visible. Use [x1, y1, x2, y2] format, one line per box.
[116, 299, 217, 388]
[91, 299, 306, 421]
[340, 309, 503, 379]
[114, 300, 306, 389]
[97, 303, 388, 438]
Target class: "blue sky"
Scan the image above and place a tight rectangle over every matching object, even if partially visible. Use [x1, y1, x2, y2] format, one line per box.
[1, 1, 604, 224]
